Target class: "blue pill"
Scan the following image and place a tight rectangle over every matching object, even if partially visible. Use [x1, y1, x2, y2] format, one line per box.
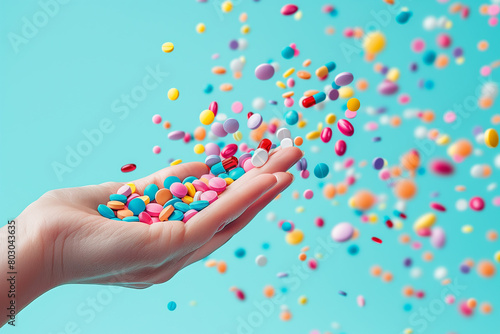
[204, 84, 213, 94]
[235, 248, 246, 258]
[144, 184, 159, 202]
[396, 11, 412, 24]
[98, 204, 115, 219]
[111, 218, 122, 221]
[123, 216, 140, 222]
[348, 244, 359, 255]
[282, 221, 292, 232]
[422, 50, 436, 65]
[229, 167, 245, 180]
[164, 198, 182, 208]
[183, 176, 198, 184]
[169, 210, 184, 221]
[326, 61, 336, 72]
[218, 173, 229, 179]
[281, 46, 295, 59]
[109, 194, 127, 203]
[313, 163, 329, 178]
[190, 200, 209, 211]
[211, 162, 226, 176]
[403, 303, 412, 311]
[313, 92, 326, 104]
[167, 301, 177, 311]
[128, 198, 146, 215]
[164, 176, 181, 189]
[285, 110, 299, 125]
[424, 80, 434, 89]
[174, 202, 191, 213]
[331, 82, 340, 89]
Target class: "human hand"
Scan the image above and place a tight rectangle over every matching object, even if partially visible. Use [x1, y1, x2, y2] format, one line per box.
[1, 147, 302, 325]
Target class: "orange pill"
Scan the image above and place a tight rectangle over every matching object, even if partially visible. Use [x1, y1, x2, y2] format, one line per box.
[352, 228, 360, 240]
[399, 234, 411, 244]
[422, 251, 433, 262]
[370, 265, 383, 276]
[323, 183, 336, 199]
[402, 286, 414, 297]
[294, 136, 303, 146]
[382, 272, 393, 282]
[467, 298, 477, 309]
[292, 190, 300, 199]
[336, 182, 348, 195]
[263, 285, 275, 298]
[155, 189, 172, 206]
[217, 261, 227, 274]
[159, 205, 174, 221]
[302, 59, 311, 67]
[394, 179, 417, 200]
[486, 230, 498, 241]
[352, 189, 376, 211]
[422, 110, 435, 123]
[464, 258, 475, 268]
[220, 83, 233, 91]
[480, 302, 493, 314]
[205, 259, 217, 267]
[435, 54, 449, 68]
[233, 71, 242, 79]
[107, 200, 125, 210]
[325, 26, 335, 35]
[304, 90, 319, 97]
[479, 4, 489, 15]
[477, 260, 496, 278]
[280, 311, 292, 321]
[212, 66, 226, 75]
[297, 70, 311, 80]
[478, 96, 493, 109]
[365, 52, 375, 62]
[298, 253, 307, 261]
[117, 209, 133, 219]
[491, 114, 500, 124]
[390, 115, 402, 127]
[194, 126, 206, 141]
[282, 91, 295, 98]
[390, 166, 402, 178]
[356, 79, 369, 91]
[163, 121, 171, 129]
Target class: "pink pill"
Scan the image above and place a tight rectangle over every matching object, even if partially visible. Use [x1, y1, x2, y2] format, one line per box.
[209, 101, 218, 116]
[344, 158, 354, 168]
[320, 127, 332, 143]
[281, 4, 298, 15]
[488, 4, 500, 15]
[430, 202, 446, 212]
[335, 139, 347, 156]
[152, 114, 162, 124]
[459, 301, 473, 317]
[192, 180, 209, 192]
[345, 109, 357, 119]
[152, 217, 160, 223]
[170, 182, 188, 198]
[209, 177, 227, 192]
[303, 189, 314, 199]
[443, 111, 456, 123]
[200, 190, 218, 203]
[300, 169, 310, 179]
[480, 65, 492, 77]
[489, 16, 499, 27]
[469, 196, 485, 211]
[430, 159, 454, 175]
[221, 144, 238, 158]
[126, 193, 140, 205]
[337, 119, 354, 136]
[436, 33, 452, 48]
[183, 209, 198, 223]
[379, 169, 391, 180]
[139, 212, 153, 225]
[357, 295, 365, 307]
[346, 175, 356, 186]
[201, 173, 215, 180]
[344, 28, 354, 38]
[314, 217, 324, 227]
[243, 158, 254, 172]
[416, 228, 432, 237]
[287, 78, 295, 88]
[146, 203, 163, 216]
[284, 97, 294, 107]
[411, 38, 425, 53]
[445, 295, 455, 304]
[232, 101, 243, 114]
[493, 196, 500, 206]
[364, 121, 378, 131]
[398, 93, 410, 104]
[153, 145, 161, 154]
[117, 185, 132, 197]
[308, 259, 318, 270]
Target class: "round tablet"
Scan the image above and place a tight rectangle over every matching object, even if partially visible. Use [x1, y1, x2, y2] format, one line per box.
[251, 148, 269, 167]
[255, 63, 275, 80]
[331, 222, 354, 242]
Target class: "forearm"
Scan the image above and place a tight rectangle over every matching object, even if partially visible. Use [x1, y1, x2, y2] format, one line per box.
[0, 216, 54, 327]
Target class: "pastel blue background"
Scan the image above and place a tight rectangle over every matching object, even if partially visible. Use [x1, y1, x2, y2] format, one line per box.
[1, 0, 499, 333]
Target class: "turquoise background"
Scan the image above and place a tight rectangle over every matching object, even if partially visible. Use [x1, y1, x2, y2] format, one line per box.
[1, 0, 499, 333]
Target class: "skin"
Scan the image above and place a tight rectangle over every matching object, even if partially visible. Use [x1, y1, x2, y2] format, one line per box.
[0, 147, 302, 327]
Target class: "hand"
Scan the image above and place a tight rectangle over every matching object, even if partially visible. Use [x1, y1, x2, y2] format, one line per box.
[0, 147, 302, 325]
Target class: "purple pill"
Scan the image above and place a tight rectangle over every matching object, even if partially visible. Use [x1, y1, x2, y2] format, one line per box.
[223, 118, 240, 134]
[269, 100, 278, 105]
[453, 47, 463, 58]
[380, 66, 389, 75]
[403, 258, 412, 267]
[300, 157, 307, 171]
[211, 122, 228, 137]
[168, 130, 185, 140]
[334, 72, 354, 86]
[328, 88, 339, 100]
[238, 153, 252, 167]
[373, 157, 384, 170]
[205, 142, 221, 156]
[377, 80, 399, 95]
[247, 113, 263, 129]
[459, 264, 470, 274]
[205, 155, 221, 167]
[255, 63, 275, 80]
[229, 39, 239, 50]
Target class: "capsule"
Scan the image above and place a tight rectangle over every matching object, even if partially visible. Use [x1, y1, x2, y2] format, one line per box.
[222, 156, 238, 171]
[258, 138, 272, 152]
[315, 61, 336, 78]
[121, 164, 136, 173]
[302, 92, 326, 108]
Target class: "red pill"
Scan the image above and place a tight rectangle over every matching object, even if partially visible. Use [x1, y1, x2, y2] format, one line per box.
[121, 164, 136, 173]
[320, 127, 332, 143]
[222, 156, 238, 171]
[221, 144, 238, 159]
[302, 96, 316, 108]
[258, 138, 272, 152]
[315, 217, 325, 227]
[335, 140, 347, 156]
[386, 219, 394, 228]
[247, 112, 254, 119]
[372, 237, 382, 244]
[183, 132, 192, 143]
[430, 202, 446, 212]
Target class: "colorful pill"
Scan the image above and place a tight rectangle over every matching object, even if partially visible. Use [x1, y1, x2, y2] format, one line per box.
[302, 92, 326, 108]
[258, 138, 273, 152]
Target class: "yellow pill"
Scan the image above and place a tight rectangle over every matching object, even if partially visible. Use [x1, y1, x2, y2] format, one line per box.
[168, 88, 179, 100]
[317, 122, 323, 131]
[221, 0, 232, 12]
[200, 110, 215, 125]
[436, 134, 450, 145]
[386, 68, 400, 81]
[241, 25, 250, 34]
[194, 144, 205, 154]
[170, 159, 182, 166]
[339, 86, 354, 98]
[462, 225, 473, 233]
[484, 128, 499, 148]
[224, 178, 234, 185]
[161, 42, 174, 53]
[325, 113, 336, 124]
[413, 213, 436, 231]
[196, 23, 206, 33]
[233, 131, 243, 141]
[297, 120, 307, 129]
[283, 68, 295, 78]
[182, 196, 194, 204]
[494, 250, 500, 262]
[138, 195, 150, 205]
[126, 182, 136, 193]
[306, 131, 320, 140]
[298, 296, 308, 305]
[296, 206, 305, 213]
[286, 229, 304, 245]
[276, 81, 286, 89]
[347, 98, 360, 111]
[185, 182, 196, 197]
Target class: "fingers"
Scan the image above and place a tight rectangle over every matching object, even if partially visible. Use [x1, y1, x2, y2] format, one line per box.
[184, 173, 278, 249]
[184, 172, 294, 266]
[131, 162, 209, 195]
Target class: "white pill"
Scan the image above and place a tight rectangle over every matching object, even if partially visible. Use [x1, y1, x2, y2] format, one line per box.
[255, 254, 267, 266]
[276, 127, 291, 141]
[251, 148, 269, 167]
[280, 137, 293, 148]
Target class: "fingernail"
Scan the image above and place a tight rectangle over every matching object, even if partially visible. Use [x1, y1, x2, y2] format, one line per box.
[286, 171, 295, 181]
[300, 150, 305, 157]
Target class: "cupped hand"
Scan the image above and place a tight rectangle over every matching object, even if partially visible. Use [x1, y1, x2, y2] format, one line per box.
[19, 147, 302, 290]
